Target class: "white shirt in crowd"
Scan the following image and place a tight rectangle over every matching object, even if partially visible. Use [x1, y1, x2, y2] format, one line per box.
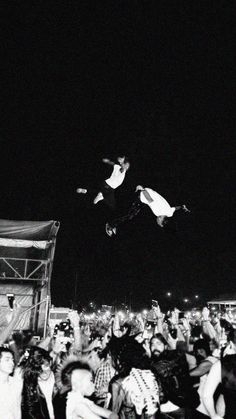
[0, 374, 23, 419]
[38, 371, 55, 419]
[66, 390, 100, 419]
[197, 355, 218, 416]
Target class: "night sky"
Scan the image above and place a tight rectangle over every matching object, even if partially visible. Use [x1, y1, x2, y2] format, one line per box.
[1, 2, 235, 310]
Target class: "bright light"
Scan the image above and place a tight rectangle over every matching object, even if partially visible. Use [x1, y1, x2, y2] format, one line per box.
[195, 295, 199, 299]
[106, 310, 110, 316]
[184, 298, 189, 303]
[167, 292, 171, 297]
[129, 312, 134, 319]
[142, 310, 148, 315]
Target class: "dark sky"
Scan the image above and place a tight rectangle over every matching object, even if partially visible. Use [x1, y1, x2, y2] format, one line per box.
[0, 2, 235, 309]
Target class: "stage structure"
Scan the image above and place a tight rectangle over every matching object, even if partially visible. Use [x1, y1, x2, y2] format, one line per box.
[0, 219, 60, 337]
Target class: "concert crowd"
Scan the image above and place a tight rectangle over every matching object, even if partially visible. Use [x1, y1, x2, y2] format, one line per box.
[0, 302, 236, 419]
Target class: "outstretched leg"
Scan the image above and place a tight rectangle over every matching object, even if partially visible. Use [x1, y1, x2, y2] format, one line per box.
[106, 200, 142, 236]
[76, 186, 105, 205]
[175, 204, 191, 213]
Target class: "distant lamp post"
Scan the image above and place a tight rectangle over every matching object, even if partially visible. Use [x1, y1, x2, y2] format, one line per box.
[167, 292, 172, 297]
[195, 295, 199, 299]
[184, 298, 189, 303]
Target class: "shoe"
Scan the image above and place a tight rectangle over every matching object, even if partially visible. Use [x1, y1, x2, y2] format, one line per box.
[105, 223, 113, 237]
[182, 204, 190, 213]
[76, 188, 87, 194]
[93, 192, 103, 204]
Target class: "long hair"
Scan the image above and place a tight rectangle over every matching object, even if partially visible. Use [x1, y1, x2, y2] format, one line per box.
[21, 346, 52, 419]
[109, 336, 151, 378]
[21, 346, 51, 385]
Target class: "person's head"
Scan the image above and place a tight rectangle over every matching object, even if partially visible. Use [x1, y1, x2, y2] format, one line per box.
[61, 360, 94, 395]
[0, 347, 15, 376]
[209, 338, 219, 353]
[118, 156, 130, 171]
[109, 336, 150, 377]
[135, 185, 144, 193]
[21, 346, 52, 382]
[156, 216, 168, 228]
[224, 329, 236, 354]
[193, 339, 211, 363]
[12, 330, 35, 350]
[150, 334, 168, 358]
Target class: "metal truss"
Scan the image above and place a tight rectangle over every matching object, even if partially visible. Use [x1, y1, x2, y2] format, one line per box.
[0, 257, 49, 282]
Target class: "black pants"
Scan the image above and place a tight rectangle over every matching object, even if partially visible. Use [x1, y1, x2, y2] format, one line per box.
[109, 199, 143, 229]
[87, 181, 116, 209]
[100, 181, 116, 209]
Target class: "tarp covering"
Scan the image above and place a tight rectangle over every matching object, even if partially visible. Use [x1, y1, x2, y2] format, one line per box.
[0, 238, 50, 249]
[0, 219, 59, 241]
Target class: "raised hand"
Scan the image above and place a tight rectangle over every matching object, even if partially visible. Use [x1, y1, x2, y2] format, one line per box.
[202, 307, 210, 321]
[68, 310, 80, 328]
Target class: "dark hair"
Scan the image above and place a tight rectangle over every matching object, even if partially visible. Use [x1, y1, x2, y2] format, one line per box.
[61, 361, 91, 389]
[21, 346, 52, 417]
[12, 330, 34, 347]
[228, 329, 236, 344]
[193, 339, 211, 356]
[21, 346, 52, 384]
[0, 346, 14, 360]
[109, 336, 151, 378]
[150, 333, 168, 347]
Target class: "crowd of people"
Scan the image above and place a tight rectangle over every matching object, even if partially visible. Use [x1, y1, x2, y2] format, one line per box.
[0, 156, 233, 418]
[1, 301, 236, 418]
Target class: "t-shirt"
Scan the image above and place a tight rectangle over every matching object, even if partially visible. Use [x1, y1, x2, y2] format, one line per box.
[140, 188, 175, 217]
[105, 164, 126, 189]
[66, 391, 98, 419]
[197, 355, 218, 415]
[38, 371, 55, 419]
[0, 375, 23, 419]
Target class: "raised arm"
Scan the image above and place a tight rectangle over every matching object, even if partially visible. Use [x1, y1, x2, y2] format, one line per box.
[201, 307, 217, 340]
[202, 361, 223, 419]
[0, 303, 24, 346]
[102, 158, 116, 166]
[67, 310, 82, 353]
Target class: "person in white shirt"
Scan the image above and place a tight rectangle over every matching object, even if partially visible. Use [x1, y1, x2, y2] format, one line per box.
[0, 347, 23, 419]
[76, 156, 130, 209]
[59, 359, 118, 419]
[106, 185, 190, 236]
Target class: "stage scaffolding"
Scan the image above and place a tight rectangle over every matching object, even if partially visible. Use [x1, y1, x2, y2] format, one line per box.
[0, 219, 60, 337]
